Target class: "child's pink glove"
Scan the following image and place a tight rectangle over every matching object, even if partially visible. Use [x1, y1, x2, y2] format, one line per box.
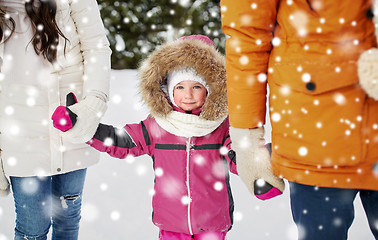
[52, 93, 78, 132]
[230, 127, 285, 200]
[52, 92, 106, 143]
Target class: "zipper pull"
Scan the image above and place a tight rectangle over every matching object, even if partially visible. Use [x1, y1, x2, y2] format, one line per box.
[186, 137, 192, 151]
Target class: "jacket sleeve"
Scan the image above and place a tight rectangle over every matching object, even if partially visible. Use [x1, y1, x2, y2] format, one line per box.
[221, 0, 279, 128]
[223, 132, 238, 175]
[70, 0, 111, 100]
[87, 121, 152, 159]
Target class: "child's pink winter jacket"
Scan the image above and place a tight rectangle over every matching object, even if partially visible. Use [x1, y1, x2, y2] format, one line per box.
[89, 35, 234, 235]
[88, 114, 237, 235]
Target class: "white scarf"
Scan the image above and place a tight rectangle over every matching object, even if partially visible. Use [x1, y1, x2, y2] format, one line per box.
[154, 111, 226, 138]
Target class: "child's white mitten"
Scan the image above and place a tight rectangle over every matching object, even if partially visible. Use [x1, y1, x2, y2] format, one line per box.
[61, 95, 107, 144]
[0, 156, 10, 197]
[357, 1, 378, 99]
[230, 127, 285, 200]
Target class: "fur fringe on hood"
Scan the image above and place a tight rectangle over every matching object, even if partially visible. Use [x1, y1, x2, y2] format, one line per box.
[138, 37, 227, 121]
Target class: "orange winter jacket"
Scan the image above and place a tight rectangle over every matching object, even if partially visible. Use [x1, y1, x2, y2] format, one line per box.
[221, 0, 378, 190]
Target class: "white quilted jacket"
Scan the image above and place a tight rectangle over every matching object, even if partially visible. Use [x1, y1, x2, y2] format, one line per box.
[0, 0, 111, 177]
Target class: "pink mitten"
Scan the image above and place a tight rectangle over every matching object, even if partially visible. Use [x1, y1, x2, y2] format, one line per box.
[52, 93, 78, 132]
[52, 93, 107, 143]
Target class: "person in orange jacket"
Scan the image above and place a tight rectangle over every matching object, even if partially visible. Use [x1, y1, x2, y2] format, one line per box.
[221, 0, 378, 239]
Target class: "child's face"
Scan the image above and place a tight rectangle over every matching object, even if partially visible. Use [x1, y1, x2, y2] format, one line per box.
[173, 80, 207, 111]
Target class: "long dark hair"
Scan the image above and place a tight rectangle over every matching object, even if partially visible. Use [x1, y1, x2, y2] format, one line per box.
[0, 7, 15, 42]
[25, 0, 68, 63]
[0, 0, 68, 63]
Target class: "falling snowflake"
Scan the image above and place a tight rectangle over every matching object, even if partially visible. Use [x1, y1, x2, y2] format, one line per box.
[194, 154, 206, 166]
[234, 211, 243, 221]
[20, 177, 40, 195]
[301, 73, 311, 83]
[123, 154, 135, 164]
[115, 34, 125, 52]
[280, 85, 291, 95]
[7, 156, 17, 167]
[136, 164, 147, 176]
[100, 183, 108, 191]
[9, 125, 20, 135]
[290, 11, 309, 37]
[333, 93, 346, 105]
[213, 181, 223, 191]
[298, 147, 308, 156]
[287, 223, 300, 239]
[212, 161, 226, 179]
[255, 178, 266, 188]
[257, 73, 267, 82]
[155, 167, 164, 177]
[272, 37, 281, 46]
[110, 211, 121, 221]
[239, 55, 249, 65]
[4, 106, 14, 115]
[333, 217, 343, 227]
[181, 195, 191, 205]
[160, 176, 181, 198]
[219, 146, 228, 156]
[81, 203, 99, 222]
[0, 233, 9, 240]
[374, 220, 378, 231]
[271, 112, 281, 122]
[103, 137, 113, 147]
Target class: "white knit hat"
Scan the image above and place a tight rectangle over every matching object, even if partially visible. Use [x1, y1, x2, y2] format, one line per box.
[167, 67, 210, 108]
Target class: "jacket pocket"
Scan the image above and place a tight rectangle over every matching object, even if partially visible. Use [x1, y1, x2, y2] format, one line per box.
[269, 81, 366, 168]
[270, 59, 359, 96]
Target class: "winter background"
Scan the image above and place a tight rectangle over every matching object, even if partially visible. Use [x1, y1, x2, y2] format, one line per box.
[0, 70, 375, 239]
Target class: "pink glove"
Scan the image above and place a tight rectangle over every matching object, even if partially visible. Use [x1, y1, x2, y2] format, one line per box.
[52, 93, 78, 132]
[52, 92, 107, 143]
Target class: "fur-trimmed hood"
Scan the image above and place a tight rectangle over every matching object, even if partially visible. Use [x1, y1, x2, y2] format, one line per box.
[138, 37, 227, 121]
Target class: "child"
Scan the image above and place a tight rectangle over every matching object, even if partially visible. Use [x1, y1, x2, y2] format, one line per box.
[53, 35, 281, 239]
[0, 0, 111, 239]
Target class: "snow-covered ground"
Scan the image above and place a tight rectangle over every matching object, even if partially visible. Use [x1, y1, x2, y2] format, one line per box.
[0, 70, 375, 239]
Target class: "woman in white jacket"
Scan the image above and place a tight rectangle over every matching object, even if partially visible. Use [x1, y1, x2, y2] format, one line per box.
[0, 0, 111, 239]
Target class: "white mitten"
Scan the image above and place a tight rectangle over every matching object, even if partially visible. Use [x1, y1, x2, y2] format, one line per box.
[230, 127, 285, 200]
[358, 49, 378, 100]
[62, 95, 107, 144]
[0, 155, 10, 197]
[357, 0, 378, 100]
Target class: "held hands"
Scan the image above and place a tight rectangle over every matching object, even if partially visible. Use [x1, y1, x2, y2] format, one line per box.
[51, 92, 107, 143]
[230, 127, 285, 200]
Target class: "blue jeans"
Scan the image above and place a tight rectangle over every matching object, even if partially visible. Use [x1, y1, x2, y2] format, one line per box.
[10, 169, 87, 240]
[289, 182, 378, 240]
